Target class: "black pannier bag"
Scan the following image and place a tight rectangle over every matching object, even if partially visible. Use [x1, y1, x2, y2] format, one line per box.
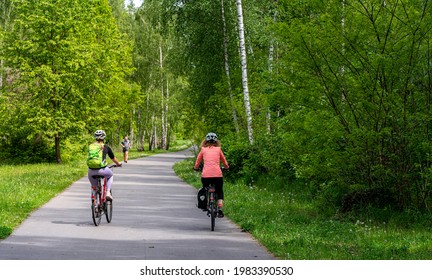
[197, 187, 207, 209]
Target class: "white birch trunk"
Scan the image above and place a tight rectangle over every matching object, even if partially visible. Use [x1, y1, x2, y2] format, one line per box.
[130, 107, 135, 149]
[160, 44, 167, 150]
[0, 59, 3, 89]
[267, 7, 278, 133]
[1, 1, 11, 89]
[165, 78, 169, 148]
[267, 41, 274, 133]
[221, 0, 239, 133]
[341, 0, 347, 101]
[236, 0, 253, 144]
[145, 88, 151, 150]
[150, 115, 157, 151]
[137, 106, 145, 151]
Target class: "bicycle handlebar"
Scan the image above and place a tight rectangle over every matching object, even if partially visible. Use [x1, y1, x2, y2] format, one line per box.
[193, 166, 228, 172]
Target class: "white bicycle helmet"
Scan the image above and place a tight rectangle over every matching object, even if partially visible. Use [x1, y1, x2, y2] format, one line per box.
[205, 132, 218, 143]
[94, 130, 106, 140]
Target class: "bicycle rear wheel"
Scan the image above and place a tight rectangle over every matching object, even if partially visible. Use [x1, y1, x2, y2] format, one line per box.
[105, 199, 112, 223]
[210, 202, 216, 231]
[92, 192, 102, 226]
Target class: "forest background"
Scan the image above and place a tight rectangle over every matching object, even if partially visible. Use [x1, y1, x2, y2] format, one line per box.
[2, 0, 432, 259]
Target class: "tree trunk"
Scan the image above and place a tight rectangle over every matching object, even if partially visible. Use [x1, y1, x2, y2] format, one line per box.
[164, 77, 169, 149]
[137, 106, 145, 151]
[159, 44, 168, 150]
[130, 107, 135, 149]
[0, 59, 3, 89]
[149, 115, 157, 151]
[55, 133, 61, 164]
[1, 0, 13, 89]
[235, 0, 253, 144]
[341, 0, 347, 101]
[221, 0, 239, 133]
[267, 5, 278, 133]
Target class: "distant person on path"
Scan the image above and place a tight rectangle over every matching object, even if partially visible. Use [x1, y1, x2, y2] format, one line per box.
[121, 135, 130, 163]
[87, 130, 122, 200]
[194, 132, 229, 217]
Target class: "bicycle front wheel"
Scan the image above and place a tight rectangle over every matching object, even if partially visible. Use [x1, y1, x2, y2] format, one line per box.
[91, 192, 102, 226]
[105, 200, 113, 223]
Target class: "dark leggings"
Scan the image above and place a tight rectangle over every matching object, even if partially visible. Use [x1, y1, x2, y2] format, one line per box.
[201, 177, 224, 200]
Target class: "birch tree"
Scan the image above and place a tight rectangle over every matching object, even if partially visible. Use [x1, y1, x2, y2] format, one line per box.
[221, 0, 239, 133]
[133, 0, 178, 150]
[235, 0, 254, 144]
[0, 0, 13, 89]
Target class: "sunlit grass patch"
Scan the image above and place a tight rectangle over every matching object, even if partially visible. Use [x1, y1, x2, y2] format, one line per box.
[0, 162, 87, 239]
[173, 159, 432, 259]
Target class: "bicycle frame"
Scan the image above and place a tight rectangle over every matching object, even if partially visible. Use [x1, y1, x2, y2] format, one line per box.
[91, 165, 115, 226]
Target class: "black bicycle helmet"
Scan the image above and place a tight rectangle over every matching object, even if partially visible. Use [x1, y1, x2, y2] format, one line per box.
[94, 129, 106, 140]
[205, 132, 218, 143]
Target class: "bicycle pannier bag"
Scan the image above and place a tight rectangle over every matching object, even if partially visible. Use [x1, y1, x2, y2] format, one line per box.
[87, 143, 106, 169]
[197, 187, 207, 209]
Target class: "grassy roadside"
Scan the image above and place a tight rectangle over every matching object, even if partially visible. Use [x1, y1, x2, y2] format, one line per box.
[173, 158, 432, 260]
[0, 161, 86, 239]
[0, 140, 191, 240]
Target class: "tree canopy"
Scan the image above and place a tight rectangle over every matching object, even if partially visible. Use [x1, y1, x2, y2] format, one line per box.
[1, 0, 432, 212]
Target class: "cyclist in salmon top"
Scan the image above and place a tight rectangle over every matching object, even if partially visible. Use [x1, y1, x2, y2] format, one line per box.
[87, 130, 122, 200]
[194, 132, 229, 217]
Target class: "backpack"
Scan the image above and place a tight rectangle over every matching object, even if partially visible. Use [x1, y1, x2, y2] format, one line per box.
[197, 187, 207, 209]
[87, 142, 107, 169]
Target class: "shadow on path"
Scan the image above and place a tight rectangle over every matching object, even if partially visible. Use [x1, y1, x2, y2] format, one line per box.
[0, 150, 275, 260]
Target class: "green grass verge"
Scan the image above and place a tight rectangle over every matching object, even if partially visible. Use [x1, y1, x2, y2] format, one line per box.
[0, 161, 86, 239]
[0, 140, 191, 240]
[173, 158, 432, 260]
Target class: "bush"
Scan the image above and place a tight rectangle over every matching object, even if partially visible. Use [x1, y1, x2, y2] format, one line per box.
[0, 135, 56, 164]
[340, 187, 397, 213]
[222, 135, 252, 181]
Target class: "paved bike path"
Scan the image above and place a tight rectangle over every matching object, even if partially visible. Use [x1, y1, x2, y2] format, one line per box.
[0, 150, 275, 260]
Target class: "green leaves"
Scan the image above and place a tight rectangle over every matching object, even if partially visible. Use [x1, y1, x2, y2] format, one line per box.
[268, 0, 432, 209]
[1, 0, 134, 163]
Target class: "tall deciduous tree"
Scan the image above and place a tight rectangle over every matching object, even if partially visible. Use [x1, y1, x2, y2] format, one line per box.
[132, 0, 179, 150]
[2, 0, 133, 163]
[235, 0, 253, 144]
[0, 0, 14, 89]
[221, 0, 239, 133]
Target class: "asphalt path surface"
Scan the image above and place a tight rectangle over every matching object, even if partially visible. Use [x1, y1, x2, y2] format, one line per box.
[0, 149, 275, 260]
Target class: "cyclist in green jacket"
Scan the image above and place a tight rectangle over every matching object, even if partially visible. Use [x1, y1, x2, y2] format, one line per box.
[87, 130, 122, 200]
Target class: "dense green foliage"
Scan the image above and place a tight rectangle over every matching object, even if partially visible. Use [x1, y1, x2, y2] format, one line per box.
[161, 0, 432, 213]
[2, 0, 432, 216]
[271, 0, 432, 211]
[1, 0, 134, 163]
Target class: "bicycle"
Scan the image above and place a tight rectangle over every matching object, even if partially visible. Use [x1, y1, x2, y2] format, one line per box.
[206, 183, 218, 231]
[195, 167, 226, 231]
[91, 164, 118, 226]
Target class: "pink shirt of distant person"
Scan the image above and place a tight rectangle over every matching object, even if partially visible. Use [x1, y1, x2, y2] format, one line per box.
[194, 146, 229, 178]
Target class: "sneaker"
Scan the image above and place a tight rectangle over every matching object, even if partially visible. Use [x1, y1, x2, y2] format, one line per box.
[217, 210, 224, 218]
[106, 190, 113, 201]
